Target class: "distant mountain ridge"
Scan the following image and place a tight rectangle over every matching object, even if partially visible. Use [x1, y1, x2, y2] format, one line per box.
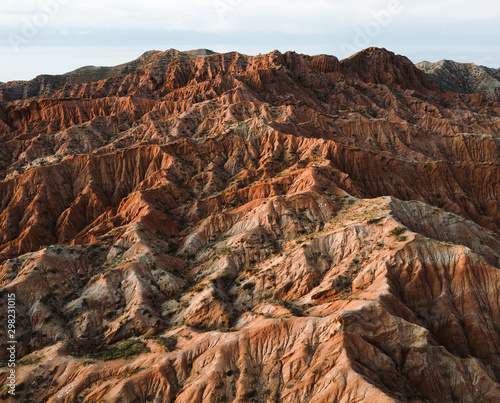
[1, 47, 441, 103]
[416, 59, 500, 100]
[3, 48, 500, 103]
[0, 48, 217, 102]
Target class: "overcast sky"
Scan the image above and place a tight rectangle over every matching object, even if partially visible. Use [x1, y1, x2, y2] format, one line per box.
[1, 0, 499, 82]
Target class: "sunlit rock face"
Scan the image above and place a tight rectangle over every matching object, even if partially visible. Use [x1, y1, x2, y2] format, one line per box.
[0, 48, 499, 402]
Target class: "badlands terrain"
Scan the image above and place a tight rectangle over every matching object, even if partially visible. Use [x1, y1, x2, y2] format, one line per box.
[0, 47, 499, 402]
[417, 59, 500, 100]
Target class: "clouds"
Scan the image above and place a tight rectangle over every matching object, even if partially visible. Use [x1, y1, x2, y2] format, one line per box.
[0, 0, 214, 33]
[0, 0, 499, 81]
[2, 0, 499, 38]
[4, 0, 497, 34]
[401, 0, 499, 21]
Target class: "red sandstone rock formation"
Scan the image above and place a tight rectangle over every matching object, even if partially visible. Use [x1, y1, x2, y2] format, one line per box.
[0, 48, 499, 402]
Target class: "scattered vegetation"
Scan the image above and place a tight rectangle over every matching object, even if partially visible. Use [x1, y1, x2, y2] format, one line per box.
[390, 226, 408, 242]
[115, 368, 143, 379]
[219, 273, 234, 286]
[334, 275, 352, 292]
[241, 282, 256, 291]
[269, 299, 304, 317]
[220, 246, 232, 256]
[390, 226, 406, 236]
[152, 335, 177, 351]
[73, 339, 149, 361]
[18, 354, 42, 366]
[192, 284, 205, 293]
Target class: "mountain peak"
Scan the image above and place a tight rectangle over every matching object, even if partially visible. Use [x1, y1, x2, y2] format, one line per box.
[344, 46, 392, 59]
[341, 48, 440, 92]
[416, 59, 500, 99]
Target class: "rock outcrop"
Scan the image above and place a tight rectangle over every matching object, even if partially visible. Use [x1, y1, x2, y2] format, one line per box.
[417, 59, 500, 100]
[0, 48, 499, 402]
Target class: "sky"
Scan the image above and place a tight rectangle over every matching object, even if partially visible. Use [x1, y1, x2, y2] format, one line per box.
[1, 0, 499, 82]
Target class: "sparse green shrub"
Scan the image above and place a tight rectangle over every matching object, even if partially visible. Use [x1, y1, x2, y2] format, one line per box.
[220, 273, 233, 285]
[73, 339, 148, 361]
[334, 275, 352, 292]
[155, 336, 177, 351]
[192, 284, 205, 293]
[271, 300, 304, 317]
[220, 246, 232, 256]
[115, 368, 142, 379]
[242, 282, 255, 291]
[390, 226, 406, 237]
[18, 354, 42, 366]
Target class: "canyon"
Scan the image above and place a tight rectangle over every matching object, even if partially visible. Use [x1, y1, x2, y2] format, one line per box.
[0, 47, 499, 402]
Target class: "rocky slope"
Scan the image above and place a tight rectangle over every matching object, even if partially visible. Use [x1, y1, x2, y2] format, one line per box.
[417, 59, 500, 100]
[0, 47, 499, 402]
